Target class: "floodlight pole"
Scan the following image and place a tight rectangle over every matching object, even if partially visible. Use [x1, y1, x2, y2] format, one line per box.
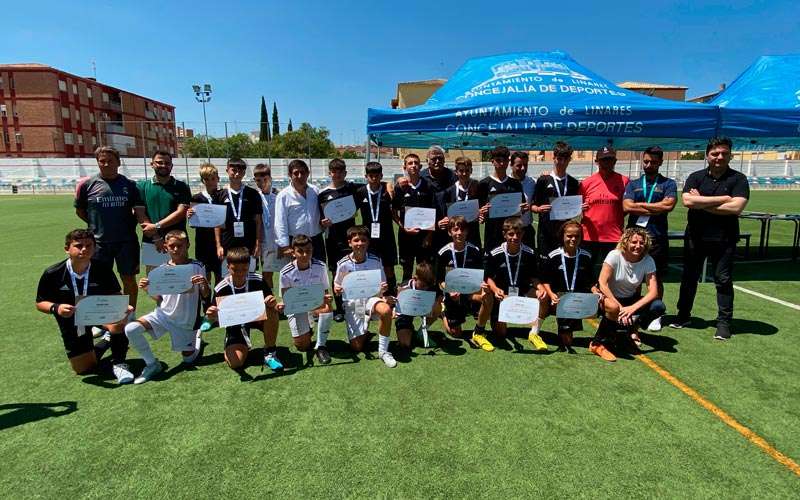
[193, 84, 212, 162]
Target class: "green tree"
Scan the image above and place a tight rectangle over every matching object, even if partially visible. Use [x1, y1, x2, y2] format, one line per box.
[287, 119, 293, 132]
[259, 96, 270, 142]
[340, 149, 363, 159]
[681, 151, 705, 160]
[270, 122, 336, 158]
[272, 103, 280, 137]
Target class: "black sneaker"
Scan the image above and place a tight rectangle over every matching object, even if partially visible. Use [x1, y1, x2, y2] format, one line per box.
[714, 323, 732, 341]
[669, 317, 691, 329]
[333, 312, 345, 323]
[315, 346, 332, 365]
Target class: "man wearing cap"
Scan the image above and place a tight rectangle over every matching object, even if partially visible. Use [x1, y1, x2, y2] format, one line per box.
[579, 146, 629, 269]
[671, 137, 749, 341]
[622, 146, 677, 331]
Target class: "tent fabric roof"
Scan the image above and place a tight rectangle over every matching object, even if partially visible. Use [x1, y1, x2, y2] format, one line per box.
[711, 55, 800, 150]
[368, 51, 718, 151]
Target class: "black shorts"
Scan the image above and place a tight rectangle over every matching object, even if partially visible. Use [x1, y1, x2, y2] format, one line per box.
[583, 241, 617, 271]
[94, 239, 140, 276]
[224, 322, 263, 349]
[522, 225, 536, 251]
[395, 314, 416, 331]
[443, 293, 478, 326]
[649, 237, 669, 280]
[398, 231, 433, 267]
[60, 326, 94, 359]
[196, 251, 222, 278]
[325, 238, 350, 270]
[368, 240, 397, 267]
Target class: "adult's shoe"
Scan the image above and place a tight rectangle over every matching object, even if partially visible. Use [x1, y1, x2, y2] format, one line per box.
[113, 363, 134, 384]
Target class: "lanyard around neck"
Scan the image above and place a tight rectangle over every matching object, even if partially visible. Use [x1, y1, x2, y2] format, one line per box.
[450, 244, 468, 269]
[502, 243, 522, 288]
[66, 260, 90, 297]
[560, 250, 579, 292]
[367, 185, 382, 222]
[642, 176, 657, 203]
[227, 187, 244, 221]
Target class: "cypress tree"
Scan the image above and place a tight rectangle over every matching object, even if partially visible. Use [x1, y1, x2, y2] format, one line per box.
[259, 96, 270, 141]
[272, 103, 280, 137]
[287, 119, 293, 132]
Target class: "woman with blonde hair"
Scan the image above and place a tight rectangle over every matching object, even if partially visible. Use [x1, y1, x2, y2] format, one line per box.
[590, 227, 666, 362]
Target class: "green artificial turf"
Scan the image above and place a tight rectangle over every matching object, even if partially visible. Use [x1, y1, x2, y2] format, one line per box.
[1, 192, 798, 498]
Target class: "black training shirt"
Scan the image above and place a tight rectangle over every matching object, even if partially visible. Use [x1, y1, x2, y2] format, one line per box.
[682, 167, 750, 243]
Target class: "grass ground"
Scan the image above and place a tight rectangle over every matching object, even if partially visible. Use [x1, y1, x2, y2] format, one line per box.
[1, 191, 799, 498]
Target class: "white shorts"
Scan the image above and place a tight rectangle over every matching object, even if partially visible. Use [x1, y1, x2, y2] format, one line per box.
[287, 312, 314, 338]
[140, 309, 197, 352]
[261, 248, 290, 273]
[343, 296, 385, 341]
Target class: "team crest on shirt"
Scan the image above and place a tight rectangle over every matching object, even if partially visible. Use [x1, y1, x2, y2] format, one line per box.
[122, 186, 129, 195]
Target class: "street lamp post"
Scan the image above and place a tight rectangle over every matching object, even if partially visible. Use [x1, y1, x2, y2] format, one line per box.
[192, 84, 212, 162]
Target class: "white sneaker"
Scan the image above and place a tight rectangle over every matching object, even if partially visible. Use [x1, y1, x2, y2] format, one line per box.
[647, 317, 663, 332]
[379, 351, 397, 368]
[182, 331, 203, 364]
[134, 361, 162, 385]
[113, 363, 134, 384]
[92, 326, 106, 338]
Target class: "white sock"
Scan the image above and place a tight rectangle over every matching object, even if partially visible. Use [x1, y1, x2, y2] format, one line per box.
[124, 321, 156, 366]
[529, 319, 540, 335]
[378, 334, 390, 354]
[316, 312, 332, 348]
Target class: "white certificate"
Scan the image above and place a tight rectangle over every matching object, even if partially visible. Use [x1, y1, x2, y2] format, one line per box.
[221, 256, 257, 278]
[141, 242, 169, 266]
[550, 195, 583, 220]
[404, 207, 437, 230]
[556, 292, 600, 319]
[217, 291, 266, 327]
[342, 269, 383, 301]
[498, 296, 540, 324]
[447, 199, 480, 223]
[397, 289, 437, 317]
[75, 295, 130, 327]
[146, 264, 195, 297]
[444, 268, 484, 294]
[322, 195, 357, 224]
[188, 203, 227, 228]
[282, 284, 325, 315]
[489, 193, 522, 218]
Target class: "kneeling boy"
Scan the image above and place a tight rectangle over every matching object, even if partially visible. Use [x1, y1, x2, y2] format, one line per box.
[278, 235, 333, 365]
[206, 247, 281, 372]
[395, 262, 444, 352]
[36, 229, 133, 383]
[124, 230, 209, 384]
[333, 226, 397, 368]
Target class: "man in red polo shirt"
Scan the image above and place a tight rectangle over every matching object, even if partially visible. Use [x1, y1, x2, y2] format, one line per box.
[579, 146, 629, 269]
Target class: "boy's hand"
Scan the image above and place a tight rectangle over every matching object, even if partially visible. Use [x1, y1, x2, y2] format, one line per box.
[449, 291, 461, 300]
[478, 204, 490, 223]
[537, 204, 551, 213]
[323, 294, 333, 306]
[252, 241, 260, 257]
[138, 277, 150, 290]
[186, 206, 196, 218]
[264, 295, 277, 309]
[57, 304, 76, 318]
[494, 289, 505, 301]
[535, 288, 547, 300]
[437, 217, 449, 230]
[404, 227, 420, 235]
[216, 246, 225, 260]
[191, 275, 208, 288]
[320, 218, 333, 228]
[549, 292, 560, 304]
[519, 202, 529, 214]
[206, 305, 219, 319]
[380, 281, 388, 294]
[384, 295, 397, 306]
[333, 283, 344, 296]
[276, 303, 285, 313]
[581, 202, 590, 212]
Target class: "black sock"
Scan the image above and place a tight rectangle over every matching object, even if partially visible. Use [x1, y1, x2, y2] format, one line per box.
[109, 333, 129, 365]
[334, 293, 344, 315]
[474, 325, 486, 334]
[594, 317, 616, 344]
[387, 274, 397, 296]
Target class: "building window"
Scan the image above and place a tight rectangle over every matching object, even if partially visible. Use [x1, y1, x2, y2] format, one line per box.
[90, 113, 95, 124]
[77, 134, 84, 145]
[64, 132, 73, 145]
[0, 77, 3, 89]
[91, 136, 97, 146]
[58, 80, 67, 92]
[87, 88, 92, 99]
[9, 76, 14, 90]
[102, 92, 109, 102]
[74, 110, 80, 121]
[2, 131, 8, 143]
[14, 132, 22, 144]
[0, 104, 6, 117]
[72, 83, 78, 94]
[61, 107, 70, 119]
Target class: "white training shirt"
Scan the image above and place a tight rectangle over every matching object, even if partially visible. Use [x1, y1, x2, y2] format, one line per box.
[603, 249, 657, 299]
[274, 183, 321, 247]
[258, 189, 278, 252]
[279, 258, 330, 292]
[334, 253, 386, 305]
[155, 260, 206, 329]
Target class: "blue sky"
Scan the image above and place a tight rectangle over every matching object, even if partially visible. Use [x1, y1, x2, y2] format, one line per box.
[4, 0, 799, 144]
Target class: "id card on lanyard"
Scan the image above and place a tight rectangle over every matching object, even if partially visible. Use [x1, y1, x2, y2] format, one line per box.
[228, 188, 245, 237]
[368, 186, 382, 239]
[67, 260, 91, 335]
[637, 177, 657, 227]
[503, 243, 522, 297]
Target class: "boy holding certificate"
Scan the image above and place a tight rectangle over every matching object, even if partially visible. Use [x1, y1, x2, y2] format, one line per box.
[531, 142, 581, 256]
[318, 159, 357, 322]
[206, 247, 282, 372]
[333, 226, 397, 368]
[539, 221, 599, 352]
[392, 153, 435, 283]
[189, 163, 223, 284]
[478, 146, 527, 254]
[485, 217, 547, 350]
[355, 161, 397, 295]
[253, 163, 281, 285]
[436, 216, 494, 351]
[435, 157, 482, 249]
[36, 229, 134, 383]
[395, 262, 444, 353]
[277, 235, 334, 365]
[124, 230, 209, 384]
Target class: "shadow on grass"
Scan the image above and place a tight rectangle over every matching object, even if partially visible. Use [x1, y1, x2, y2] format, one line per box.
[0, 402, 78, 430]
[662, 315, 779, 336]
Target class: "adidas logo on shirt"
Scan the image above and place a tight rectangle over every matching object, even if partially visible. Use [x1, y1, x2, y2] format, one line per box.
[59, 285, 70, 291]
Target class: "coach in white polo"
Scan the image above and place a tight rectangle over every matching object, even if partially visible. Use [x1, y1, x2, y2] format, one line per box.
[274, 159, 325, 261]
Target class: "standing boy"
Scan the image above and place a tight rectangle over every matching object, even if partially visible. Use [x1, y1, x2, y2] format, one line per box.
[510, 151, 537, 249]
[252, 163, 283, 285]
[478, 146, 527, 255]
[392, 153, 435, 282]
[189, 163, 223, 284]
[36, 229, 133, 383]
[355, 161, 398, 295]
[435, 157, 482, 249]
[125, 230, 209, 384]
[214, 159, 263, 260]
[531, 141, 581, 256]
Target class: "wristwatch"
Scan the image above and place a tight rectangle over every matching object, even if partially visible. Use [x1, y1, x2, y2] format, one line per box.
[155, 222, 162, 231]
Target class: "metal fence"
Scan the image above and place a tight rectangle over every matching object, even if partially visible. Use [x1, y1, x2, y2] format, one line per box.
[1, 157, 798, 194]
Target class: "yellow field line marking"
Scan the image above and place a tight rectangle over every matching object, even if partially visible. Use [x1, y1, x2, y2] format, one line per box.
[586, 318, 800, 477]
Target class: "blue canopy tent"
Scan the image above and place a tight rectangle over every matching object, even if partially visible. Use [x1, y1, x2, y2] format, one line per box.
[712, 55, 800, 151]
[367, 51, 719, 152]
